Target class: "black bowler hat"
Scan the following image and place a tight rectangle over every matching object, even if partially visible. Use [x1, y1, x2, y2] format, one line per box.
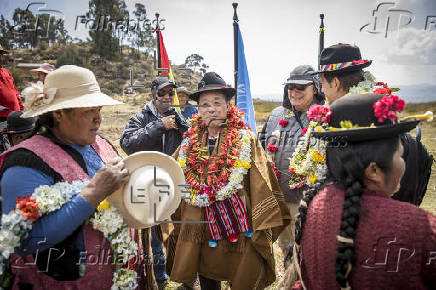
[312, 43, 372, 74]
[312, 94, 419, 142]
[189, 72, 236, 102]
[5, 111, 36, 134]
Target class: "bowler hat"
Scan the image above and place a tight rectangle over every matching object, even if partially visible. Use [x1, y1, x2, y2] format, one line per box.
[313, 94, 419, 142]
[189, 72, 236, 102]
[5, 111, 36, 134]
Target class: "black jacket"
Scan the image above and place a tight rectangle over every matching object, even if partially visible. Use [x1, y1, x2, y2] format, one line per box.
[120, 101, 189, 156]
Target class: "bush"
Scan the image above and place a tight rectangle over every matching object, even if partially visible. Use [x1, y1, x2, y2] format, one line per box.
[8, 68, 26, 91]
[56, 45, 83, 67]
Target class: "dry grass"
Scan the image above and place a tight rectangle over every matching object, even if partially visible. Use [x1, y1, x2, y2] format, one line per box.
[99, 99, 436, 289]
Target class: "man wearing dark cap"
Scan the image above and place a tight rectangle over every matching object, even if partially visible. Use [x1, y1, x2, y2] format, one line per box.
[259, 65, 324, 258]
[0, 111, 36, 154]
[120, 75, 189, 289]
[0, 45, 25, 122]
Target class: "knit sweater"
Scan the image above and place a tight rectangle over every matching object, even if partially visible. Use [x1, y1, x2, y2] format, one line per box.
[300, 184, 436, 289]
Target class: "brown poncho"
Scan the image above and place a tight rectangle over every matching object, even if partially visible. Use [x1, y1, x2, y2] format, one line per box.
[164, 130, 291, 289]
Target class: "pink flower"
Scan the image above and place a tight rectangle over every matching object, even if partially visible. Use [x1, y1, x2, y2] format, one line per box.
[308, 105, 332, 124]
[301, 128, 308, 136]
[279, 118, 289, 127]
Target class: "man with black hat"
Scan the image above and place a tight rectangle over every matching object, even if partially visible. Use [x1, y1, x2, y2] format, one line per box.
[312, 43, 433, 206]
[120, 75, 189, 289]
[165, 72, 290, 290]
[0, 110, 36, 154]
[312, 43, 372, 104]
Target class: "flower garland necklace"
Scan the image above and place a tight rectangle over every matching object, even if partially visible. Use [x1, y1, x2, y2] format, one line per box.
[0, 181, 138, 290]
[288, 71, 401, 189]
[178, 105, 252, 207]
[288, 105, 331, 189]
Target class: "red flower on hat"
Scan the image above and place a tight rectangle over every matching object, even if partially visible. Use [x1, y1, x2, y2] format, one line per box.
[267, 142, 278, 153]
[352, 59, 369, 65]
[373, 87, 392, 95]
[279, 118, 289, 127]
[308, 105, 332, 124]
[373, 95, 406, 123]
[16, 195, 40, 222]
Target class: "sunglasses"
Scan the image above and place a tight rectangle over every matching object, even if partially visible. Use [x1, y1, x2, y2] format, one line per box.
[157, 89, 175, 97]
[287, 83, 312, 91]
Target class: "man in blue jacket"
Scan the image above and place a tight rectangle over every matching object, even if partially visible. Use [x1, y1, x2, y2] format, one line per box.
[120, 75, 189, 289]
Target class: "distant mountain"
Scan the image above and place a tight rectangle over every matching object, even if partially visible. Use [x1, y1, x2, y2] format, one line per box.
[394, 84, 436, 103]
[253, 84, 436, 104]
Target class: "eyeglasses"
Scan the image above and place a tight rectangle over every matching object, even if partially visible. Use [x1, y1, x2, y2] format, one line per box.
[287, 83, 312, 91]
[157, 89, 175, 97]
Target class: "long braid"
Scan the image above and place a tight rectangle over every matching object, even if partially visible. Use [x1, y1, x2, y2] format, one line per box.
[334, 175, 363, 289]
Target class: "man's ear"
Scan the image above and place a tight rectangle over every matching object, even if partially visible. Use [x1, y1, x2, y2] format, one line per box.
[364, 162, 384, 187]
[332, 76, 341, 91]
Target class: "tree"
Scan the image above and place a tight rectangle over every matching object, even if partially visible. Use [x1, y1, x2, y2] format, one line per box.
[0, 15, 14, 50]
[87, 0, 128, 60]
[185, 54, 209, 75]
[130, 3, 155, 59]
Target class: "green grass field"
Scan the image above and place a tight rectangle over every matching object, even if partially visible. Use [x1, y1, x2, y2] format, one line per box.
[100, 99, 436, 289]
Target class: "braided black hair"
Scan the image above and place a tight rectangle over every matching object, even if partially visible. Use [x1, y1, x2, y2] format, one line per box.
[327, 137, 399, 289]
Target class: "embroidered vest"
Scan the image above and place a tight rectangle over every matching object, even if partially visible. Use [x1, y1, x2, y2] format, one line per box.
[1, 135, 118, 289]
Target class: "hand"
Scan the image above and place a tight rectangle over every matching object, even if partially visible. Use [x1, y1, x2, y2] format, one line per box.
[81, 157, 130, 207]
[162, 115, 178, 130]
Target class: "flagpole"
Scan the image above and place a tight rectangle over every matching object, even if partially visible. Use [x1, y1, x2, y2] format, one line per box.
[233, 2, 239, 104]
[155, 13, 162, 75]
[319, 14, 325, 70]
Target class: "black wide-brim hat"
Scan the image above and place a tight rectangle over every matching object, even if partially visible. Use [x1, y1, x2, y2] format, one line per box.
[4, 111, 36, 134]
[312, 94, 419, 142]
[189, 72, 236, 102]
[312, 43, 372, 74]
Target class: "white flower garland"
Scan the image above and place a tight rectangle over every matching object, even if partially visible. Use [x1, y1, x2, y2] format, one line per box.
[178, 129, 252, 207]
[0, 181, 138, 290]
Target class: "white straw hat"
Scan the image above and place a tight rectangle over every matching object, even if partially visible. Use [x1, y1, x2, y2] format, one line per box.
[21, 65, 122, 118]
[108, 151, 185, 229]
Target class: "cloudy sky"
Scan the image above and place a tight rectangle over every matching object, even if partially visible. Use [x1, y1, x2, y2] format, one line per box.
[2, 0, 436, 101]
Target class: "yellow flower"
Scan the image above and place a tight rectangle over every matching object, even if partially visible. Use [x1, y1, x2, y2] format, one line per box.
[308, 174, 317, 184]
[97, 199, 111, 211]
[234, 160, 241, 168]
[178, 159, 186, 168]
[314, 126, 324, 132]
[311, 150, 325, 163]
[242, 160, 251, 169]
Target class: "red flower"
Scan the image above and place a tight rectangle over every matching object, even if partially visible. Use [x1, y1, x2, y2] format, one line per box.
[301, 128, 308, 136]
[16, 195, 40, 222]
[373, 87, 392, 95]
[289, 167, 296, 174]
[373, 95, 406, 123]
[279, 118, 289, 128]
[279, 118, 289, 127]
[308, 105, 332, 123]
[273, 166, 280, 178]
[267, 142, 278, 152]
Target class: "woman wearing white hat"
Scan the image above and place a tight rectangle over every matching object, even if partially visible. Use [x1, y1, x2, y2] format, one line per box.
[0, 65, 151, 289]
